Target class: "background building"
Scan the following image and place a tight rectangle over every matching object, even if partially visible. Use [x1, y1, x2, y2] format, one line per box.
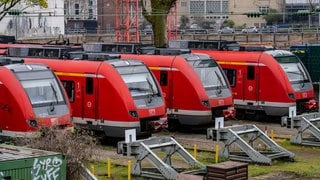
[0, 0, 65, 39]
[64, 0, 98, 34]
[2, 0, 319, 39]
[229, 0, 284, 27]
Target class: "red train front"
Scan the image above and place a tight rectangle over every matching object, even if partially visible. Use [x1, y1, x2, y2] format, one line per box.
[0, 57, 72, 139]
[194, 49, 318, 118]
[23, 58, 166, 138]
[122, 51, 235, 128]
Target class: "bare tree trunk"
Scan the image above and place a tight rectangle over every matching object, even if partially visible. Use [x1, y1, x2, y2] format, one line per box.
[141, 0, 176, 47]
[151, 14, 167, 47]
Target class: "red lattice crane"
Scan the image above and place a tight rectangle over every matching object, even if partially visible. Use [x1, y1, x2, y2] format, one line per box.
[115, 0, 139, 42]
[167, 3, 178, 41]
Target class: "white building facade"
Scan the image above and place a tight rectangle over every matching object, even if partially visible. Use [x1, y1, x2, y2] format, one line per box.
[0, 0, 65, 39]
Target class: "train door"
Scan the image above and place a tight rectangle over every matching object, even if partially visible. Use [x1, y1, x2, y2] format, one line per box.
[244, 65, 258, 102]
[61, 78, 81, 118]
[83, 76, 96, 120]
[61, 76, 96, 120]
[159, 70, 173, 108]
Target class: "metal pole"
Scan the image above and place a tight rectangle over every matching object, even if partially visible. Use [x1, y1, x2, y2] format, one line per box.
[309, 14, 311, 28]
[283, 0, 286, 23]
[15, 15, 18, 39]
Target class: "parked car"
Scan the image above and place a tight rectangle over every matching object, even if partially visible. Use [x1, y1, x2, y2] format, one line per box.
[168, 29, 185, 34]
[241, 26, 259, 33]
[142, 28, 153, 35]
[276, 24, 294, 33]
[186, 28, 208, 34]
[261, 25, 277, 33]
[218, 27, 235, 34]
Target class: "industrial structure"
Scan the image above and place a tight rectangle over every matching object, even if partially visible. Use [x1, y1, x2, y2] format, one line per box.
[1, 0, 320, 40]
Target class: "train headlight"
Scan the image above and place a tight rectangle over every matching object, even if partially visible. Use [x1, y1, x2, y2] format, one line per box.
[288, 93, 295, 99]
[27, 119, 38, 128]
[129, 110, 138, 118]
[201, 100, 210, 107]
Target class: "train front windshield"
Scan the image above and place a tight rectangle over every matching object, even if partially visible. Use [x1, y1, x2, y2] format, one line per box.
[275, 56, 311, 84]
[116, 65, 160, 97]
[191, 59, 229, 91]
[18, 71, 65, 107]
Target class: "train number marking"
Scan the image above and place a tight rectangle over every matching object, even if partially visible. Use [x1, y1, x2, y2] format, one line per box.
[218, 100, 225, 105]
[87, 101, 92, 108]
[302, 92, 307, 98]
[149, 109, 156, 116]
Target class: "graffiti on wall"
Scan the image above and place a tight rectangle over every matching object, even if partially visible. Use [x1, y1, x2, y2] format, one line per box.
[31, 156, 63, 180]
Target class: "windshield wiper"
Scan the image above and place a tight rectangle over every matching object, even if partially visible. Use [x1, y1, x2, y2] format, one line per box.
[50, 83, 58, 103]
[214, 71, 223, 94]
[297, 65, 307, 88]
[146, 77, 157, 103]
[297, 65, 307, 80]
[49, 83, 58, 112]
[147, 77, 156, 94]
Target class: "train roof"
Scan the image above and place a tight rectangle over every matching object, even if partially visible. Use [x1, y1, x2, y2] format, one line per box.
[5, 63, 49, 72]
[83, 42, 152, 53]
[169, 40, 240, 50]
[193, 50, 263, 61]
[66, 51, 121, 60]
[22, 57, 142, 76]
[121, 53, 213, 70]
[108, 58, 145, 67]
[264, 50, 294, 57]
[180, 53, 212, 61]
[7, 45, 82, 59]
[194, 49, 295, 64]
[0, 56, 24, 65]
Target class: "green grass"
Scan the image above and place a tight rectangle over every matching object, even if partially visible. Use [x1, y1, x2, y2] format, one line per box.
[88, 139, 320, 179]
[89, 161, 145, 180]
[249, 139, 320, 178]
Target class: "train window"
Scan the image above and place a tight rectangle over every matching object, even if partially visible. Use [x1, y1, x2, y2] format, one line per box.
[247, 66, 255, 80]
[223, 68, 236, 87]
[44, 49, 59, 58]
[28, 48, 43, 57]
[86, 77, 94, 94]
[61, 80, 75, 102]
[102, 44, 115, 52]
[160, 71, 168, 86]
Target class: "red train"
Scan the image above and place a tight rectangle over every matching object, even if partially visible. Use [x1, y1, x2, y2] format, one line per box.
[193, 49, 318, 118]
[121, 49, 235, 128]
[19, 55, 167, 138]
[0, 57, 72, 139]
